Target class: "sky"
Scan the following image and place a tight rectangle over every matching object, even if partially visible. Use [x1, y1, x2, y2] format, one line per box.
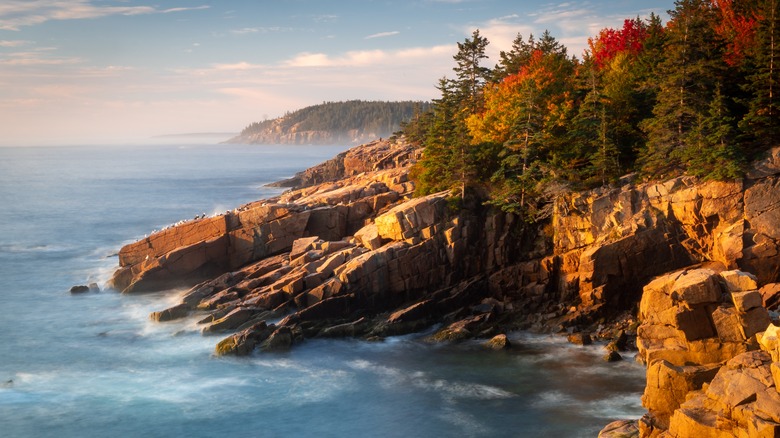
[0, 0, 672, 146]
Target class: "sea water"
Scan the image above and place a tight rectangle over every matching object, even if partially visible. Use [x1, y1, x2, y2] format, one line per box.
[0, 143, 646, 437]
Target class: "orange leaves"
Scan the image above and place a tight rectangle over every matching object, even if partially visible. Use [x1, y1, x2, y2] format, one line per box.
[710, 0, 757, 66]
[467, 49, 574, 146]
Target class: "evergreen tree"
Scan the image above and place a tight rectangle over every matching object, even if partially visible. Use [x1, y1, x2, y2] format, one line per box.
[411, 78, 459, 195]
[452, 29, 492, 114]
[740, 0, 780, 153]
[685, 84, 744, 179]
[639, 0, 726, 178]
[493, 33, 536, 80]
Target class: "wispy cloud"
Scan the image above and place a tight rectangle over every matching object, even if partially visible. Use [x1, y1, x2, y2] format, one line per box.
[284, 45, 452, 68]
[230, 26, 293, 35]
[313, 14, 338, 23]
[365, 31, 400, 40]
[0, 51, 81, 66]
[0, 39, 31, 47]
[0, 1, 209, 31]
[470, 2, 643, 59]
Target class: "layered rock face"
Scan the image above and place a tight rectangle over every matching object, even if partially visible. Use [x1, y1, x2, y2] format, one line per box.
[110, 138, 780, 436]
[112, 137, 529, 356]
[635, 268, 777, 434]
[110, 139, 418, 293]
[549, 147, 780, 326]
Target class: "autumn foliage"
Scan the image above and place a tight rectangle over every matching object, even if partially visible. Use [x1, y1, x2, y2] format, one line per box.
[404, 0, 780, 217]
[588, 18, 650, 69]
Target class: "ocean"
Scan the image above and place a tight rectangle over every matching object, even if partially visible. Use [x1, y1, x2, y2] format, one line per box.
[0, 143, 646, 437]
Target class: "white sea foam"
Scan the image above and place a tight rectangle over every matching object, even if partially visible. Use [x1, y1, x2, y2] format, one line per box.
[347, 359, 514, 401]
[581, 393, 645, 420]
[0, 243, 73, 254]
[532, 390, 576, 408]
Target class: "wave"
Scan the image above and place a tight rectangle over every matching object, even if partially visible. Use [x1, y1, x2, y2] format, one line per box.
[346, 359, 515, 401]
[0, 243, 73, 254]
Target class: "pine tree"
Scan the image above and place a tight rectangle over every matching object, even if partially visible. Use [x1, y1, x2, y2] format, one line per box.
[493, 33, 536, 80]
[640, 0, 726, 178]
[740, 0, 780, 153]
[452, 29, 492, 114]
[685, 85, 744, 179]
[411, 78, 459, 195]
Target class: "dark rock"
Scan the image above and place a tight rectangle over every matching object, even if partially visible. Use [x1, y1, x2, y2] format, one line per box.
[567, 332, 592, 346]
[150, 303, 190, 322]
[201, 307, 258, 334]
[603, 351, 622, 362]
[260, 326, 294, 352]
[215, 322, 274, 356]
[387, 300, 434, 324]
[88, 283, 100, 292]
[69, 285, 90, 294]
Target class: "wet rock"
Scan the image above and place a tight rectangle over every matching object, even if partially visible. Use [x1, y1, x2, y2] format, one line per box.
[430, 315, 488, 343]
[603, 351, 622, 362]
[260, 326, 294, 352]
[150, 303, 190, 322]
[597, 419, 639, 438]
[202, 307, 258, 334]
[387, 300, 434, 324]
[318, 317, 369, 338]
[484, 334, 511, 350]
[215, 321, 274, 356]
[88, 283, 100, 292]
[69, 285, 90, 294]
[567, 332, 592, 346]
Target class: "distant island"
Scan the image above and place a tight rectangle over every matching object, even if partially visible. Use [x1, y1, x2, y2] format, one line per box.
[224, 100, 429, 145]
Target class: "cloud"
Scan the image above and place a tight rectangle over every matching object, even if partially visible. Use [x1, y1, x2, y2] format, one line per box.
[365, 31, 400, 40]
[532, 8, 591, 24]
[313, 14, 338, 23]
[230, 26, 293, 35]
[0, 1, 209, 31]
[0, 51, 81, 66]
[0, 39, 31, 47]
[212, 61, 264, 71]
[284, 45, 453, 68]
[468, 2, 659, 59]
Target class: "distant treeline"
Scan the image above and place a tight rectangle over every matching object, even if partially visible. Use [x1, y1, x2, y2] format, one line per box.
[238, 100, 431, 139]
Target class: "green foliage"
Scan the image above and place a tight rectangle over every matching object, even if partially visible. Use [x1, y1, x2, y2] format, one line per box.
[639, 0, 728, 179]
[739, 0, 780, 154]
[240, 100, 430, 139]
[404, 2, 779, 217]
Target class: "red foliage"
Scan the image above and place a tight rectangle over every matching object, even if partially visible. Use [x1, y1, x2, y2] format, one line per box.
[710, 0, 757, 66]
[588, 18, 649, 69]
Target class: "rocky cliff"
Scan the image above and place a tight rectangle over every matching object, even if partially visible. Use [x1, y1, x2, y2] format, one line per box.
[109, 138, 780, 437]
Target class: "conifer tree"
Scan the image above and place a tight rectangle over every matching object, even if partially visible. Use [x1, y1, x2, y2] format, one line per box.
[685, 85, 744, 179]
[411, 78, 458, 195]
[640, 0, 726, 178]
[493, 33, 536, 80]
[452, 29, 492, 114]
[740, 0, 780, 152]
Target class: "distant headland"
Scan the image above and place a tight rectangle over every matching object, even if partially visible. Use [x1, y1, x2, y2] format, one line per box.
[224, 100, 429, 145]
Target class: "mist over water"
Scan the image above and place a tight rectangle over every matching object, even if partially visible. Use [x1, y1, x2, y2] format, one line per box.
[0, 143, 646, 437]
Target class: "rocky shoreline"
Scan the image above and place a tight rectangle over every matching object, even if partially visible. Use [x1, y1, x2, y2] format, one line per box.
[107, 137, 780, 437]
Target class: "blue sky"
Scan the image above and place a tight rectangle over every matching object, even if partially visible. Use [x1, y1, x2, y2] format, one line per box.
[0, 0, 671, 146]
